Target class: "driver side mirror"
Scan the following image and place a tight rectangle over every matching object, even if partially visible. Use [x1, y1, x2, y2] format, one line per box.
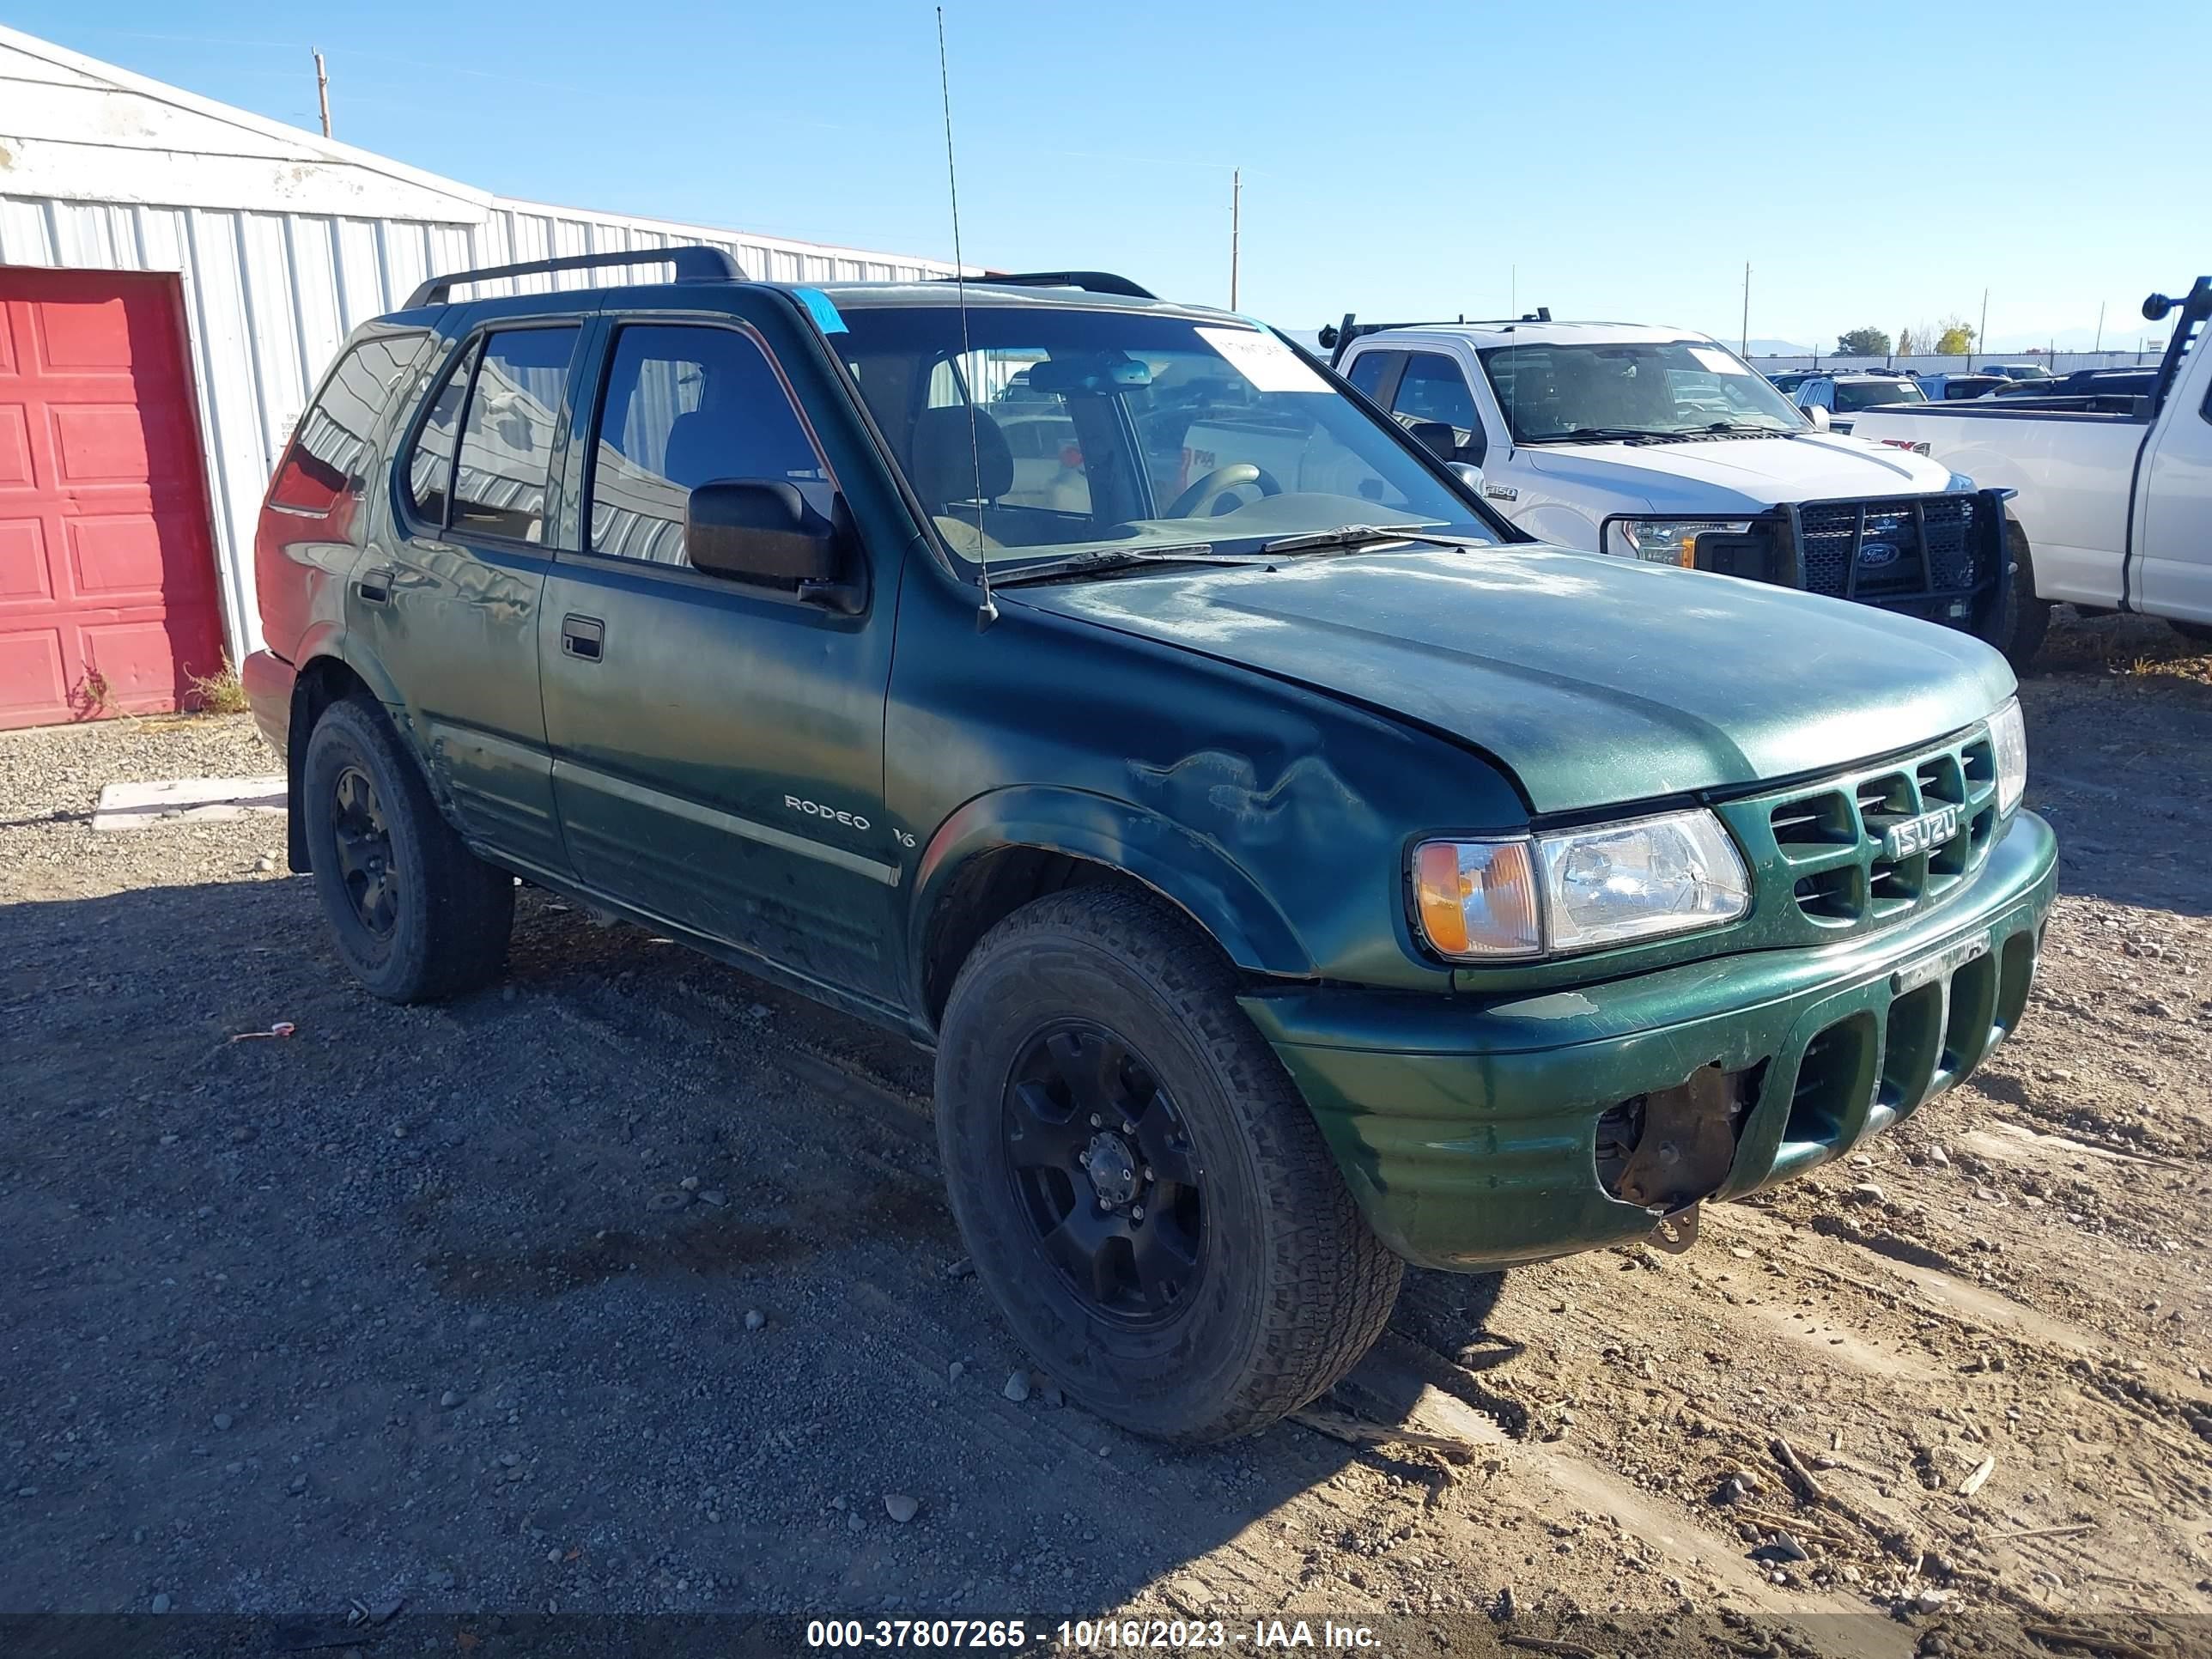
[1802, 404, 1832, 431]
[1449, 461, 1486, 495]
[1407, 421, 1462, 462]
[686, 481, 860, 611]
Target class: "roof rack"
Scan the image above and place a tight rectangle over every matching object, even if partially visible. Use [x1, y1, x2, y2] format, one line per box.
[937, 270, 1158, 300]
[404, 245, 748, 309]
[1317, 309, 1559, 366]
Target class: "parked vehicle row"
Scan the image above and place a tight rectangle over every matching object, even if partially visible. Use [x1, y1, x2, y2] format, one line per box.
[246, 252, 2053, 1444]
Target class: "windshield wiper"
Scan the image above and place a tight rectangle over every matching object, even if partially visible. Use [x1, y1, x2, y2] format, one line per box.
[990, 544, 1261, 586]
[1517, 426, 1686, 445]
[1699, 422, 1794, 436]
[1255, 523, 1476, 556]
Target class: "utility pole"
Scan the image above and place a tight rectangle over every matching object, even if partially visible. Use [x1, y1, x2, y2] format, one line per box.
[1740, 262, 1750, 356]
[1228, 169, 1241, 312]
[313, 50, 331, 138]
[2094, 301, 2105, 355]
[1974, 287, 1988, 370]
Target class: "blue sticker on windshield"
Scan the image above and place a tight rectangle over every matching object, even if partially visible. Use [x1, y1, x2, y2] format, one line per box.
[793, 287, 848, 335]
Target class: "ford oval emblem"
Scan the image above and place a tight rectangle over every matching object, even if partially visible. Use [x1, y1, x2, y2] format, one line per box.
[1858, 541, 1901, 568]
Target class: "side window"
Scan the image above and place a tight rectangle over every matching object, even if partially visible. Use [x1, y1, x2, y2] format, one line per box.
[1391, 352, 1485, 465]
[450, 328, 581, 544]
[586, 324, 830, 565]
[1344, 349, 1400, 403]
[403, 342, 475, 525]
[270, 332, 426, 514]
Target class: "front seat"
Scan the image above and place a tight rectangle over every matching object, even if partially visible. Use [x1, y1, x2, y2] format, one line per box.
[908, 405, 1014, 556]
[661, 377, 728, 489]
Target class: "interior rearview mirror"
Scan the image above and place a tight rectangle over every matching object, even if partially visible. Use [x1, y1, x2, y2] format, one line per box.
[686, 481, 855, 609]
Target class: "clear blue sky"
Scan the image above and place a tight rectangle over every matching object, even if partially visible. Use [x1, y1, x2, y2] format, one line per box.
[15, 1, 2205, 351]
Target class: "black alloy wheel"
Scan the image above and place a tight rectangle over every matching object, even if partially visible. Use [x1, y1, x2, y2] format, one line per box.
[1001, 1022, 1204, 1323]
[328, 765, 398, 938]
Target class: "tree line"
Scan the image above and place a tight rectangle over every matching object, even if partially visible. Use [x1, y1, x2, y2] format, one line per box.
[1834, 319, 1978, 357]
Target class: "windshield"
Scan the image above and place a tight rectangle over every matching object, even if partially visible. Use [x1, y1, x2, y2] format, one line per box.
[833, 306, 1497, 570]
[1478, 340, 1807, 442]
[1833, 379, 1927, 412]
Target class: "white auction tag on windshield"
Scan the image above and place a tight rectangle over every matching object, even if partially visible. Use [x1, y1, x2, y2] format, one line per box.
[1688, 345, 1752, 376]
[1196, 326, 1330, 394]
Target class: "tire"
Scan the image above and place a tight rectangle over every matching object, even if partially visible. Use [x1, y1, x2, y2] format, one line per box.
[301, 696, 514, 1003]
[1994, 518, 2049, 673]
[933, 885, 1401, 1443]
[2170, 620, 2212, 647]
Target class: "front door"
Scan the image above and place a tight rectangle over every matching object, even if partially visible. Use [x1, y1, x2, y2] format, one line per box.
[539, 313, 902, 1005]
[356, 319, 583, 878]
[2134, 359, 2212, 625]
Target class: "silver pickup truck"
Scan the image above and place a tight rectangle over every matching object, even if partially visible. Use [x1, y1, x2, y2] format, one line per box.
[1852, 280, 2212, 659]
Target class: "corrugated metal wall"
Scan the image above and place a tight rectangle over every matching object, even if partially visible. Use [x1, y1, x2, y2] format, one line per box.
[0, 192, 957, 660]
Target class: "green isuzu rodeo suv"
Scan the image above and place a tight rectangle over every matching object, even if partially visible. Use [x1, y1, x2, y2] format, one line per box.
[242, 249, 2054, 1443]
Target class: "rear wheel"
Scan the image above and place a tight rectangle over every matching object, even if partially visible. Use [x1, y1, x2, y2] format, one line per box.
[934, 885, 1401, 1443]
[301, 697, 513, 1002]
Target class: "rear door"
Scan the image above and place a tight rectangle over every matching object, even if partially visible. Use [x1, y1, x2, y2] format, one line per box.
[538, 301, 902, 1005]
[356, 313, 584, 878]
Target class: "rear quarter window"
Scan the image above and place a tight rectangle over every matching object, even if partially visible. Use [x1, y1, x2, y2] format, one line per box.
[267, 332, 428, 514]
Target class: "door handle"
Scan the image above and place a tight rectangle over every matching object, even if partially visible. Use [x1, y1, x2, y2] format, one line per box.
[561, 614, 605, 662]
[356, 566, 394, 605]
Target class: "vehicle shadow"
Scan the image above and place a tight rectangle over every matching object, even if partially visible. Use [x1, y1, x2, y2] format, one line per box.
[0, 876, 1528, 1624]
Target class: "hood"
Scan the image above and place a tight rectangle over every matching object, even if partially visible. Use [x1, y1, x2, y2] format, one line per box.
[1520, 432, 1955, 514]
[1011, 547, 2014, 817]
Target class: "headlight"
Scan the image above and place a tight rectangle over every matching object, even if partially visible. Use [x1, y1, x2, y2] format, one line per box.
[1606, 519, 1754, 567]
[1988, 697, 2027, 815]
[1945, 471, 1976, 493]
[1413, 809, 1750, 960]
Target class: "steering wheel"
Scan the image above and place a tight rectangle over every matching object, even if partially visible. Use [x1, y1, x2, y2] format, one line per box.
[1165, 463, 1283, 520]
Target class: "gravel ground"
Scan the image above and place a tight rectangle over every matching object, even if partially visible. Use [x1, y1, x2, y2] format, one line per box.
[3, 613, 2211, 1657]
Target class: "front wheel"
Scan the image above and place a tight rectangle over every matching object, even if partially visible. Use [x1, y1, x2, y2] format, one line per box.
[301, 697, 514, 1002]
[933, 886, 1401, 1443]
[1993, 518, 2050, 672]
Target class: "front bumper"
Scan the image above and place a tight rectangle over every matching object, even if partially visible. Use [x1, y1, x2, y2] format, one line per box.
[1243, 809, 2057, 1272]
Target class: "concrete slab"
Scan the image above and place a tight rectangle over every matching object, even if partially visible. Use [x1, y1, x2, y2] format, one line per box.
[92, 775, 286, 832]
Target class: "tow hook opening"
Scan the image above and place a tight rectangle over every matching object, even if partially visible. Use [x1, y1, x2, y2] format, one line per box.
[1594, 1061, 1765, 1211]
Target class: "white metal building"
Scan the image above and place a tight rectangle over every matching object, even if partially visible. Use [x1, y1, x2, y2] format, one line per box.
[0, 24, 958, 726]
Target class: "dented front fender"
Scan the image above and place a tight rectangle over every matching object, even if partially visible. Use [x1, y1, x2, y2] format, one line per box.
[887, 572, 1525, 1001]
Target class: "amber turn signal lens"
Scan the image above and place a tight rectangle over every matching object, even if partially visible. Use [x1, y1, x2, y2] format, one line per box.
[1414, 842, 1472, 954]
[1413, 840, 1541, 958]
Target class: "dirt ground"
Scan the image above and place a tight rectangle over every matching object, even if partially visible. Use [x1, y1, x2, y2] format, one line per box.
[3, 611, 2210, 1658]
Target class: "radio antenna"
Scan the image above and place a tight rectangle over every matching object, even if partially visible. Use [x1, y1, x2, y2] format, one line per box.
[936, 7, 995, 629]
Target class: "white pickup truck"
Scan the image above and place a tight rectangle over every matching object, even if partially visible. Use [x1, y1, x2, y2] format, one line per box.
[1320, 315, 2033, 661]
[1851, 280, 2212, 653]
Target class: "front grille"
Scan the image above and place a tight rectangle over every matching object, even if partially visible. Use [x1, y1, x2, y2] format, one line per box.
[1732, 728, 2002, 940]
[1793, 494, 1985, 604]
